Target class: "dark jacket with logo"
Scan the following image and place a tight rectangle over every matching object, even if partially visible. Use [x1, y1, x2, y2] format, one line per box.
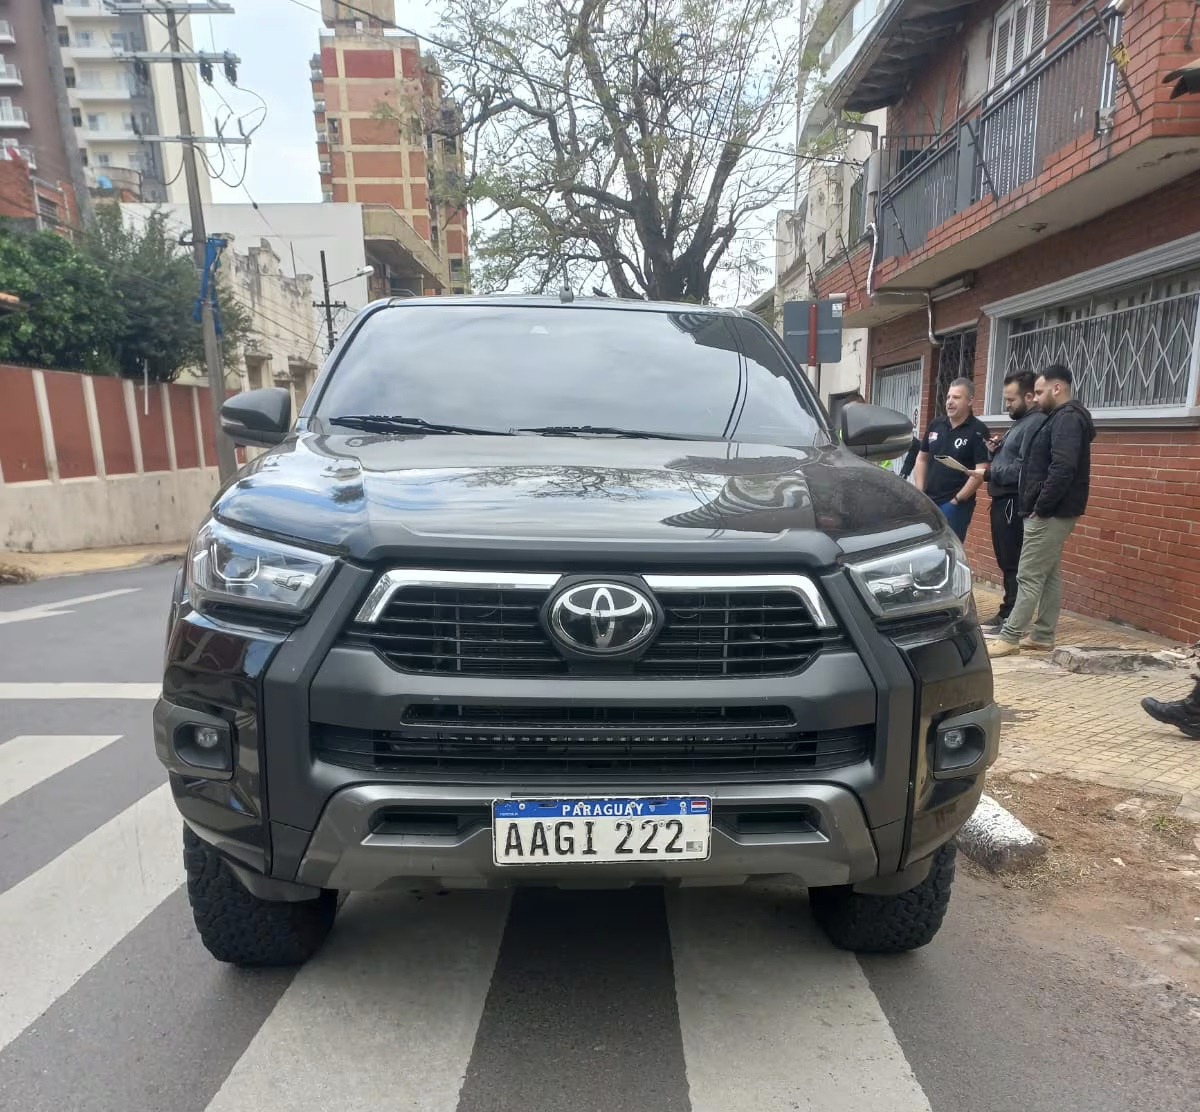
[1018, 399, 1097, 519]
[987, 409, 1046, 498]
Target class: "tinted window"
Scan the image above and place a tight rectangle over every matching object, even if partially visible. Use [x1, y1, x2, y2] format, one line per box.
[314, 305, 824, 443]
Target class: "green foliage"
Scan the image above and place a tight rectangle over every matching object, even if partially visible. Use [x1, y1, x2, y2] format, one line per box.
[0, 207, 252, 383]
[0, 224, 120, 373]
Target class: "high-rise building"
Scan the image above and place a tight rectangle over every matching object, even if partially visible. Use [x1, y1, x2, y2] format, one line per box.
[0, 0, 82, 222]
[53, 0, 209, 205]
[313, 0, 468, 296]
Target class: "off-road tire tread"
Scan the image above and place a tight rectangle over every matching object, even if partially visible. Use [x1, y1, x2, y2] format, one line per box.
[810, 842, 956, 954]
[183, 825, 337, 967]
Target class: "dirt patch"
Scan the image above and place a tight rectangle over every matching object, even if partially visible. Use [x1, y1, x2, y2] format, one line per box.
[970, 772, 1200, 994]
[0, 562, 35, 585]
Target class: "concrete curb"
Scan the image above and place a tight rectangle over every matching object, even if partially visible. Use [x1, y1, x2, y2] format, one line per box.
[956, 793, 1049, 873]
[0, 548, 185, 584]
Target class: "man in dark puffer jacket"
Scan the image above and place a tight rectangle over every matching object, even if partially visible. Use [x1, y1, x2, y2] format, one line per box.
[988, 363, 1095, 658]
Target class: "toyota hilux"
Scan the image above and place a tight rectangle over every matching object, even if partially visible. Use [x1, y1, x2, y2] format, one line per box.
[156, 295, 999, 967]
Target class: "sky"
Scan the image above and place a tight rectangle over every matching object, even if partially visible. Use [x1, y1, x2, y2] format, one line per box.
[195, 0, 443, 206]
[191, 0, 792, 303]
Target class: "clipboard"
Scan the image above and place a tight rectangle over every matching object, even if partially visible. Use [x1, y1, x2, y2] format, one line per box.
[934, 455, 978, 475]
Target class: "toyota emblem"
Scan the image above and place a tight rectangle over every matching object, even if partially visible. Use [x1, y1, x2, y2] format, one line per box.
[547, 582, 658, 655]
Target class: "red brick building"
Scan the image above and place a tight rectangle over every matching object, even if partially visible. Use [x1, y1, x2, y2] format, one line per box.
[313, 0, 469, 297]
[0, 152, 79, 236]
[813, 0, 1200, 644]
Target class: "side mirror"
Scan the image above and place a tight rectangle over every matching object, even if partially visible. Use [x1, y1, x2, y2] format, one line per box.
[220, 388, 292, 448]
[840, 403, 914, 461]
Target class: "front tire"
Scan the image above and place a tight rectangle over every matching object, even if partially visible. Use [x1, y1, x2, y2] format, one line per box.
[183, 826, 337, 967]
[810, 842, 956, 954]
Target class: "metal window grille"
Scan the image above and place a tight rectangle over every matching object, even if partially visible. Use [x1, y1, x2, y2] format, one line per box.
[934, 330, 978, 416]
[1003, 275, 1200, 410]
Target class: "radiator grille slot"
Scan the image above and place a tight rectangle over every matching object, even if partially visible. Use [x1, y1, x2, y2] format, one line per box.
[313, 705, 872, 780]
[348, 582, 839, 678]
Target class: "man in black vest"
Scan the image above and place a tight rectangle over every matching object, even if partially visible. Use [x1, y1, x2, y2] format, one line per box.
[980, 370, 1046, 633]
[911, 377, 991, 542]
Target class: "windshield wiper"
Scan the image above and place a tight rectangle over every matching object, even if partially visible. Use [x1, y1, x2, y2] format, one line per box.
[327, 414, 513, 436]
[517, 424, 696, 440]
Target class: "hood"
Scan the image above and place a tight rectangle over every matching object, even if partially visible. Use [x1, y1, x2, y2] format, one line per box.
[1056, 399, 1097, 441]
[213, 432, 943, 566]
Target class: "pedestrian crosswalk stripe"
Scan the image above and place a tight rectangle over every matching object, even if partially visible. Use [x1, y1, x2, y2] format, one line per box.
[0, 735, 122, 808]
[0, 683, 161, 700]
[0, 783, 180, 1053]
[668, 886, 933, 1112]
[203, 890, 510, 1112]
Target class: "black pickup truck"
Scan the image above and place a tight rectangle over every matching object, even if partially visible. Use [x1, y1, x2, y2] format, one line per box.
[156, 295, 998, 966]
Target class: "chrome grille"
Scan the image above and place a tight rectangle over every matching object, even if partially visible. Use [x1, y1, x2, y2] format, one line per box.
[346, 572, 839, 679]
[312, 705, 871, 779]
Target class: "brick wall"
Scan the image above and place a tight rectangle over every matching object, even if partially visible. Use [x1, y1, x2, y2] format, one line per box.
[875, 0, 1200, 287]
[861, 173, 1200, 644]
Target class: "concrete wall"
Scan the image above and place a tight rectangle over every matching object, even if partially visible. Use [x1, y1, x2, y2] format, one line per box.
[0, 365, 231, 552]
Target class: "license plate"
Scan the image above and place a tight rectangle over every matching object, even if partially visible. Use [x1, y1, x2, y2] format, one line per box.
[492, 796, 711, 866]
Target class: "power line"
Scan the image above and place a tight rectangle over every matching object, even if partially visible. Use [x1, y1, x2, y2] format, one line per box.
[277, 0, 861, 170]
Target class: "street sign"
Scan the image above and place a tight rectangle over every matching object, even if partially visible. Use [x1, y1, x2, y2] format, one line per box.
[782, 299, 844, 365]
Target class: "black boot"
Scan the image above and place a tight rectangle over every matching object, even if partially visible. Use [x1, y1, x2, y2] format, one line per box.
[1141, 673, 1200, 739]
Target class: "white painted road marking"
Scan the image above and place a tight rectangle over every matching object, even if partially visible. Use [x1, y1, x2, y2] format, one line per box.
[204, 890, 511, 1112]
[0, 783, 181, 1054]
[0, 735, 122, 807]
[669, 886, 933, 1112]
[0, 588, 141, 626]
[0, 683, 161, 700]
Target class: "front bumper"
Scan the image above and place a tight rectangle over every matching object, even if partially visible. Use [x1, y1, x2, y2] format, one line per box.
[293, 780, 881, 891]
[157, 560, 1000, 896]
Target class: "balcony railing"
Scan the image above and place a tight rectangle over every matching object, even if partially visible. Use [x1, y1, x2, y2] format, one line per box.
[0, 105, 29, 127]
[877, 13, 1121, 262]
[0, 21, 15, 45]
[0, 63, 21, 85]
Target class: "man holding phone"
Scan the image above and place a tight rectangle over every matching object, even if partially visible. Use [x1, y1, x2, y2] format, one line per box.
[980, 371, 1046, 633]
[911, 377, 991, 541]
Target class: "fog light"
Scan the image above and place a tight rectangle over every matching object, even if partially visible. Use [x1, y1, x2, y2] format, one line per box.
[941, 728, 967, 752]
[194, 726, 223, 750]
[934, 723, 985, 773]
[174, 721, 233, 775]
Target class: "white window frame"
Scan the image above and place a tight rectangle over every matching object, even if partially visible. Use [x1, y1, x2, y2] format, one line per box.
[989, 0, 1049, 92]
[982, 230, 1200, 422]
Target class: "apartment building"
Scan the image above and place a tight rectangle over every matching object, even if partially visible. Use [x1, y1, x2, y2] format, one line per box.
[811, 0, 1200, 643]
[313, 0, 468, 297]
[53, 0, 207, 205]
[0, 0, 84, 221]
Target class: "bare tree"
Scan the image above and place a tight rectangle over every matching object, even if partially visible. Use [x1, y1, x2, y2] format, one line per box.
[430, 0, 840, 302]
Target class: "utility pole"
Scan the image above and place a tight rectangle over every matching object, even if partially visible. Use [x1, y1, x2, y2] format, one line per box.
[107, 1, 239, 481]
[314, 250, 348, 353]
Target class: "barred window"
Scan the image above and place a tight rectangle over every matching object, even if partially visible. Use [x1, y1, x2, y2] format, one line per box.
[997, 267, 1200, 412]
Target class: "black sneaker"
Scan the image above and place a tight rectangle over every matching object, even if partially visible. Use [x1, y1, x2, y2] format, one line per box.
[980, 615, 1005, 635]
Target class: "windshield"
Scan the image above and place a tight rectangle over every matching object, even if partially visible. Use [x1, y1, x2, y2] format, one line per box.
[312, 304, 826, 444]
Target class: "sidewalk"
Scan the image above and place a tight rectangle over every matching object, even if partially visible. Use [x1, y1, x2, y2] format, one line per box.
[0, 543, 184, 581]
[975, 583, 1200, 821]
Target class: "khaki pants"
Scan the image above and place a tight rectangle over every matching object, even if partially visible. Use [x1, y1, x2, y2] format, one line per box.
[999, 515, 1077, 645]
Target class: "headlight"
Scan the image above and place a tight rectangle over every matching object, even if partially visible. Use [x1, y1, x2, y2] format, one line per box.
[846, 535, 973, 618]
[188, 518, 336, 615]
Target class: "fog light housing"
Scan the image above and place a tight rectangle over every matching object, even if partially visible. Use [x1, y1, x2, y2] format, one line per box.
[933, 722, 985, 773]
[174, 721, 233, 775]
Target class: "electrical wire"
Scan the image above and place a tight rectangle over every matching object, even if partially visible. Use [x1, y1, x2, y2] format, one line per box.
[277, 0, 863, 169]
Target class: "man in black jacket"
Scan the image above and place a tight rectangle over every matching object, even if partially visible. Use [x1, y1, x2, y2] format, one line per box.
[988, 364, 1096, 658]
[981, 370, 1046, 633]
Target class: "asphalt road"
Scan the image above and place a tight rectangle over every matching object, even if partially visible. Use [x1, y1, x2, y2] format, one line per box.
[0, 565, 1196, 1112]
